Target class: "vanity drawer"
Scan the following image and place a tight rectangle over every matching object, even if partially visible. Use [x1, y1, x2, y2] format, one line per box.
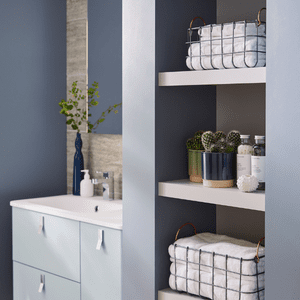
[81, 222, 122, 300]
[12, 208, 80, 282]
[13, 262, 80, 300]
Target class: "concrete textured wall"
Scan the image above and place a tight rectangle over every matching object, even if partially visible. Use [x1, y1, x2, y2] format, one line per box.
[66, 0, 122, 199]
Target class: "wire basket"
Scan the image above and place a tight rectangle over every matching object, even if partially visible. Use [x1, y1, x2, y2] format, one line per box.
[169, 223, 265, 300]
[186, 8, 266, 71]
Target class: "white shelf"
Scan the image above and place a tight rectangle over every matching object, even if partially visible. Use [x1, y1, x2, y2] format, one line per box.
[158, 67, 266, 86]
[158, 179, 265, 212]
[158, 288, 207, 300]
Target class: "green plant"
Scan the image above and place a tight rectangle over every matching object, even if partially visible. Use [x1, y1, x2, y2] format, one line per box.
[201, 130, 241, 153]
[214, 131, 226, 142]
[186, 130, 205, 150]
[201, 131, 215, 151]
[227, 130, 241, 152]
[58, 81, 122, 133]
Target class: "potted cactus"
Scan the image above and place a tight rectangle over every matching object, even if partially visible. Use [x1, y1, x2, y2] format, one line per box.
[186, 130, 205, 183]
[201, 130, 241, 188]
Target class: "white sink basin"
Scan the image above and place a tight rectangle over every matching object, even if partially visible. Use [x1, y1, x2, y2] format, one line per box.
[10, 195, 123, 229]
[28, 196, 122, 213]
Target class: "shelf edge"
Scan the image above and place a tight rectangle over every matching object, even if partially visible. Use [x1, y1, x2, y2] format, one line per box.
[158, 180, 265, 212]
[158, 67, 266, 86]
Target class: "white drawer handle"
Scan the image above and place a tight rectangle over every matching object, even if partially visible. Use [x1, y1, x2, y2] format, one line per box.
[38, 275, 44, 293]
[96, 229, 103, 250]
[38, 216, 44, 234]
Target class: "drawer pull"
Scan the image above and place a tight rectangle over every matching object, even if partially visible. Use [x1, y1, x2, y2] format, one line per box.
[38, 275, 44, 293]
[96, 229, 103, 250]
[38, 216, 44, 234]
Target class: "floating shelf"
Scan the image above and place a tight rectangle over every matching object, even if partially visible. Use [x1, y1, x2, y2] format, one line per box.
[158, 179, 265, 212]
[158, 67, 266, 86]
[158, 288, 207, 300]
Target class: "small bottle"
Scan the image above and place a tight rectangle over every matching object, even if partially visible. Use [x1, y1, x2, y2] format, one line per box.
[237, 135, 253, 179]
[80, 170, 94, 197]
[251, 135, 266, 190]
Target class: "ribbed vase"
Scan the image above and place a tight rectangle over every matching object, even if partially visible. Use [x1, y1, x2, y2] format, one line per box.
[188, 149, 204, 183]
[73, 132, 84, 195]
[201, 152, 236, 188]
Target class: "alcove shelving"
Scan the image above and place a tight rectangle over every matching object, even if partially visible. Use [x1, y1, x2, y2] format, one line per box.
[123, 0, 270, 299]
[158, 62, 266, 300]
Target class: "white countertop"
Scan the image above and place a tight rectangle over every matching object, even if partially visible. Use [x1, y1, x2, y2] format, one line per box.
[10, 195, 123, 230]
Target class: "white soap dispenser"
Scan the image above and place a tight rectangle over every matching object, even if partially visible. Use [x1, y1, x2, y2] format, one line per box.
[80, 170, 94, 197]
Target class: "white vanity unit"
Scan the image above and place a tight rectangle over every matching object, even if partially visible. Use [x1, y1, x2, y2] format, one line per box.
[10, 195, 122, 300]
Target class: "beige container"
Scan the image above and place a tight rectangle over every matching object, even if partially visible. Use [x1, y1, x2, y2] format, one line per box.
[188, 149, 204, 183]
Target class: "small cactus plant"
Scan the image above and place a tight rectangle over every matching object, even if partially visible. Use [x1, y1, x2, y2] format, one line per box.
[194, 130, 205, 138]
[227, 130, 241, 152]
[186, 138, 194, 150]
[214, 131, 226, 142]
[186, 130, 241, 153]
[186, 130, 205, 151]
[200, 130, 241, 153]
[201, 131, 215, 151]
[193, 136, 204, 150]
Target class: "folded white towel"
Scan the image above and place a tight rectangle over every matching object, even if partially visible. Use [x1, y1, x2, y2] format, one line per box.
[198, 22, 266, 39]
[188, 38, 266, 56]
[168, 233, 265, 276]
[186, 52, 266, 69]
[169, 263, 264, 300]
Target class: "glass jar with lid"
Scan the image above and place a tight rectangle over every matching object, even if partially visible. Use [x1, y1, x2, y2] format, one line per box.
[237, 135, 253, 178]
[251, 135, 266, 190]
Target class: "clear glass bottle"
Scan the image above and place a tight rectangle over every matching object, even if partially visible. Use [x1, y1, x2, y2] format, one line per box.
[251, 135, 266, 190]
[237, 135, 253, 178]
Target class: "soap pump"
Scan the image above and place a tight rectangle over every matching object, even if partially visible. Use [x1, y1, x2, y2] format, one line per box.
[80, 170, 94, 197]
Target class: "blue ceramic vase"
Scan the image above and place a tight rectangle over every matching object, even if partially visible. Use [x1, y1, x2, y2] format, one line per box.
[201, 152, 236, 188]
[73, 132, 84, 195]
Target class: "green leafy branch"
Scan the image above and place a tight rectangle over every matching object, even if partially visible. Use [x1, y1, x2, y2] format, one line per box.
[92, 102, 122, 131]
[58, 81, 121, 133]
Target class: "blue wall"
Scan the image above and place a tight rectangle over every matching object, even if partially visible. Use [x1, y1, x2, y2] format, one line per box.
[0, 0, 66, 298]
[266, 1, 300, 298]
[88, 0, 122, 134]
[123, 0, 216, 299]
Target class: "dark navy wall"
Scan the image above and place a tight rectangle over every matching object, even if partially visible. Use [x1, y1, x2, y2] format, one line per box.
[0, 1, 66, 298]
[155, 0, 217, 293]
[88, 0, 122, 134]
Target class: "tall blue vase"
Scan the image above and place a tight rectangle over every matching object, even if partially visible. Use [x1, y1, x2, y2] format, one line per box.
[73, 132, 84, 195]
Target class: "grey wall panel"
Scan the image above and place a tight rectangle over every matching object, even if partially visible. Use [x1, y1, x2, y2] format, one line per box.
[216, 84, 266, 141]
[266, 1, 300, 298]
[216, 206, 265, 244]
[88, 0, 122, 134]
[217, 0, 266, 23]
[122, 0, 156, 299]
[0, 1, 66, 298]
[216, 0, 266, 245]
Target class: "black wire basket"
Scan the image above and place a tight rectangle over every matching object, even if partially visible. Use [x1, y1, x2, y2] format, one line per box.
[186, 8, 266, 71]
[169, 223, 265, 300]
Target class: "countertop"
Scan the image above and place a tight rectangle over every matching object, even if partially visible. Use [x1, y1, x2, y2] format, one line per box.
[10, 195, 123, 230]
